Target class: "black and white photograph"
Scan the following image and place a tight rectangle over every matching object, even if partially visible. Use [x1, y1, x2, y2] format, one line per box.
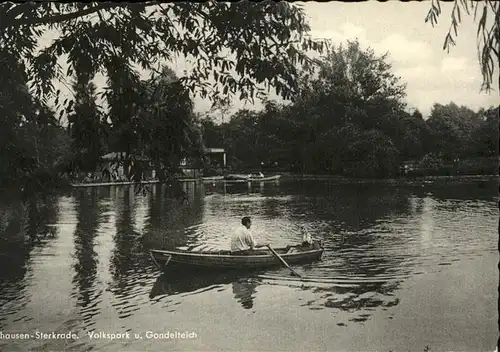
[0, 1, 498, 351]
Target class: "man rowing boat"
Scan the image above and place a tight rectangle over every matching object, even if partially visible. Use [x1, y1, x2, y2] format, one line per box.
[230, 217, 268, 253]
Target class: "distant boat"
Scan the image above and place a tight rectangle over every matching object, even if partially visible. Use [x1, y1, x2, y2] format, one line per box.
[224, 174, 281, 183]
[249, 175, 281, 182]
[71, 180, 160, 188]
[224, 174, 252, 181]
[201, 176, 225, 182]
[149, 241, 323, 271]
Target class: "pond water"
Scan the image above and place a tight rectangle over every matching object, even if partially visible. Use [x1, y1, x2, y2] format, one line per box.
[0, 177, 497, 351]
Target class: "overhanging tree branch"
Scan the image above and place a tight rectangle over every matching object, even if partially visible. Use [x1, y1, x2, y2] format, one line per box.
[426, 0, 499, 92]
[2, 3, 34, 25]
[4, 2, 158, 29]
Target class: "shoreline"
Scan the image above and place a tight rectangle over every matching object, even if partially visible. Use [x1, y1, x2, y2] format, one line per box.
[68, 173, 498, 188]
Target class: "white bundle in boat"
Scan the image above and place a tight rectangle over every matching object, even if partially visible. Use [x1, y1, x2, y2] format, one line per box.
[301, 225, 312, 244]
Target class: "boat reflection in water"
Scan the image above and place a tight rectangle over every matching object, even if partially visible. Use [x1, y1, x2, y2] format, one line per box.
[231, 279, 258, 309]
[149, 267, 261, 310]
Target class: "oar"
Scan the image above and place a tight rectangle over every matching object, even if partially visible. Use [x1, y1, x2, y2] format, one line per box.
[266, 245, 302, 278]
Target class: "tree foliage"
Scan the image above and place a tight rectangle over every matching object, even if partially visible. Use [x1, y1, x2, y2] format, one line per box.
[427, 102, 495, 161]
[132, 68, 203, 182]
[289, 40, 407, 176]
[203, 40, 497, 178]
[210, 102, 496, 178]
[0, 1, 327, 191]
[1, 2, 327, 104]
[426, 0, 499, 92]
[0, 38, 72, 191]
[67, 80, 105, 173]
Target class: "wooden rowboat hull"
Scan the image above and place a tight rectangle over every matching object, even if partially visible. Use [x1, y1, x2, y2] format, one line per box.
[150, 243, 323, 271]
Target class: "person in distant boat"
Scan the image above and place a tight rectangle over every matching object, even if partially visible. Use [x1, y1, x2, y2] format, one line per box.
[231, 217, 268, 253]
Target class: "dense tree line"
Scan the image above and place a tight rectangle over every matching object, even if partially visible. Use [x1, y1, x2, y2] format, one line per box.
[201, 41, 498, 178]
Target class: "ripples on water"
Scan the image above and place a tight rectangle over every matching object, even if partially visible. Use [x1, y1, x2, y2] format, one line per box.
[0, 177, 497, 351]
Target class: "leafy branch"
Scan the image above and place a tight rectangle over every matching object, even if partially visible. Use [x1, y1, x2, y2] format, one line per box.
[425, 0, 499, 92]
[1, 2, 155, 29]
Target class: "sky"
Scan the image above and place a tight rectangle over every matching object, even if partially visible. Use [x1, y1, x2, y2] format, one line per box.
[45, 2, 498, 120]
[297, 1, 498, 117]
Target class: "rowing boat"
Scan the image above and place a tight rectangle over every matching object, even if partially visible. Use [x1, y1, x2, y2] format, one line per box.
[150, 241, 323, 271]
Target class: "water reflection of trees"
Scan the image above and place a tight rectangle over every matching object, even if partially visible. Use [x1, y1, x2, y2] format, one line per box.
[203, 182, 285, 223]
[260, 181, 415, 320]
[72, 188, 107, 329]
[282, 182, 412, 230]
[143, 183, 204, 250]
[0, 195, 59, 280]
[110, 187, 148, 278]
[308, 280, 401, 322]
[106, 187, 154, 320]
[207, 181, 281, 198]
[408, 178, 497, 202]
[0, 194, 59, 327]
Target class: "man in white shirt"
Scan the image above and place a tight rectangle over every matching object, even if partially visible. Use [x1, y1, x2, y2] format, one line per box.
[231, 217, 268, 253]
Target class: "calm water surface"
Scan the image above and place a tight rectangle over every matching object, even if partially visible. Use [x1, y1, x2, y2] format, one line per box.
[0, 178, 497, 351]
